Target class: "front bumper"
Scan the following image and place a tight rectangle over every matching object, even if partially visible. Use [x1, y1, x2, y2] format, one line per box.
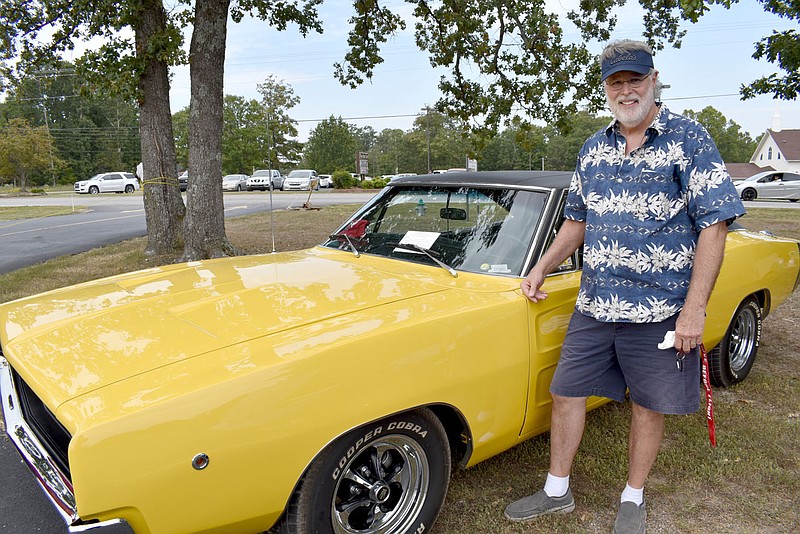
[283, 182, 308, 190]
[0, 357, 134, 533]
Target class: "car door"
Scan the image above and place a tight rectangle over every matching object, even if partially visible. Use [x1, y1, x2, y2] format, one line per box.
[103, 174, 123, 193]
[781, 173, 800, 200]
[757, 173, 783, 199]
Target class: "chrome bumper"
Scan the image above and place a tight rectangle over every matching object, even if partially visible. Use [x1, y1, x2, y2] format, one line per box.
[0, 357, 134, 533]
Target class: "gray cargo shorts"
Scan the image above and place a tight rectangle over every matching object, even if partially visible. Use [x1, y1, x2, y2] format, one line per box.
[550, 311, 700, 415]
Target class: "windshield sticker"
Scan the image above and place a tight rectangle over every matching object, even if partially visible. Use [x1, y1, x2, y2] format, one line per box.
[396, 231, 440, 253]
[481, 263, 512, 274]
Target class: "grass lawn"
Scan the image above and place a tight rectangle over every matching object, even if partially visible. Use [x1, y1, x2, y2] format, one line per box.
[0, 204, 798, 533]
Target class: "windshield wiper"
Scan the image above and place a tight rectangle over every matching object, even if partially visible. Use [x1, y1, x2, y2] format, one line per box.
[329, 233, 360, 257]
[390, 242, 458, 278]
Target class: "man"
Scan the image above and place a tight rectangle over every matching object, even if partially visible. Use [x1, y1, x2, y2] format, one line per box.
[504, 39, 745, 533]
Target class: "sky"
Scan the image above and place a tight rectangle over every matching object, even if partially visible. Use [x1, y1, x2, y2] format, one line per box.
[124, 1, 800, 143]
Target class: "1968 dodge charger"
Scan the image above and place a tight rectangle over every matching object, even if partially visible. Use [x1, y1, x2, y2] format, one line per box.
[1, 171, 798, 533]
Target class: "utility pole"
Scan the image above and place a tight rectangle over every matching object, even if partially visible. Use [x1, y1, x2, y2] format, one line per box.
[421, 105, 431, 173]
[36, 76, 57, 187]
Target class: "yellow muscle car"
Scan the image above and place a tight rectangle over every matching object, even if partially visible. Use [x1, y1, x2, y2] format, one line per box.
[1, 171, 798, 533]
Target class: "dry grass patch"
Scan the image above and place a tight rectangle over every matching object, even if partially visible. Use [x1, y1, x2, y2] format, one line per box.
[0, 205, 89, 220]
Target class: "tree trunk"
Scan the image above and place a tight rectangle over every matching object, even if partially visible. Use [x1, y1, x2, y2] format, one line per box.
[182, 0, 238, 260]
[135, 0, 185, 257]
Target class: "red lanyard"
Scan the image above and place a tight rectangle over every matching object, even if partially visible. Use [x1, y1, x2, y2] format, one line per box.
[700, 344, 716, 447]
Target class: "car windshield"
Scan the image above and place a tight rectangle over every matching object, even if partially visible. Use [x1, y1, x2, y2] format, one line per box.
[253, 171, 271, 177]
[322, 185, 548, 276]
[288, 171, 311, 178]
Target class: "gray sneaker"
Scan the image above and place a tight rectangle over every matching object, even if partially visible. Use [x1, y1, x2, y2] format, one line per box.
[613, 501, 647, 534]
[504, 488, 575, 522]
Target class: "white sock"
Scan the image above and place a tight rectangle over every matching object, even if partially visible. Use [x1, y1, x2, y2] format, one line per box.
[620, 482, 644, 505]
[543, 473, 570, 498]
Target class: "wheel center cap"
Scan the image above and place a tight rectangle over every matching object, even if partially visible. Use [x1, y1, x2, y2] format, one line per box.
[370, 481, 391, 503]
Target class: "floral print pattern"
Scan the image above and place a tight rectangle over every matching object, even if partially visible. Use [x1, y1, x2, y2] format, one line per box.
[565, 105, 745, 323]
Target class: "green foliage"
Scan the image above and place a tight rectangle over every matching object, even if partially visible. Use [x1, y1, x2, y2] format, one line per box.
[0, 118, 63, 190]
[172, 108, 189, 171]
[682, 106, 757, 162]
[0, 62, 141, 184]
[544, 111, 611, 171]
[332, 170, 357, 189]
[478, 122, 547, 171]
[0, 0, 187, 101]
[256, 75, 303, 168]
[304, 117, 360, 174]
[359, 177, 388, 189]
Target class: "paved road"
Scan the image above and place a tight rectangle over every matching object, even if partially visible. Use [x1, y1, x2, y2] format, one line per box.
[0, 190, 376, 274]
[0, 189, 374, 533]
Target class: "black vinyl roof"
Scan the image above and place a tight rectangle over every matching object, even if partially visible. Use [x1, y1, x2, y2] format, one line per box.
[391, 170, 573, 190]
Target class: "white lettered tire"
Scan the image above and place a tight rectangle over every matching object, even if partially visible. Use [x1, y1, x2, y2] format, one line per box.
[276, 408, 451, 534]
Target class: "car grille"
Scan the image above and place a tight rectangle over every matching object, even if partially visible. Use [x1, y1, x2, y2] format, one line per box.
[10, 365, 73, 479]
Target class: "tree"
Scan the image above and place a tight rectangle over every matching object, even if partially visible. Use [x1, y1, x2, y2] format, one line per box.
[0, 64, 141, 184]
[4, 0, 796, 258]
[0, 118, 63, 190]
[545, 111, 611, 171]
[303, 117, 359, 174]
[0, 0, 188, 255]
[373, 128, 414, 176]
[679, 1, 799, 101]
[256, 76, 303, 171]
[182, 0, 235, 260]
[479, 122, 547, 171]
[682, 106, 757, 163]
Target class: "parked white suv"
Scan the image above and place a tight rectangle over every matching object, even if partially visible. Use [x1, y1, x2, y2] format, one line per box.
[247, 169, 283, 191]
[74, 172, 140, 194]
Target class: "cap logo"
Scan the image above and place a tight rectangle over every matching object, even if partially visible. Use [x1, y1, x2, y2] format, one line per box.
[609, 52, 637, 65]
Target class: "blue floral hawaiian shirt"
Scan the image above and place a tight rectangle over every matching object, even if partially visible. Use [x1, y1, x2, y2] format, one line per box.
[565, 104, 746, 323]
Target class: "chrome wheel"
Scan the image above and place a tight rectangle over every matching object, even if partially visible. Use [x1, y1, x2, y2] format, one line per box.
[708, 296, 762, 387]
[275, 408, 450, 534]
[332, 435, 428, 534]
[728, 304, 758, 373]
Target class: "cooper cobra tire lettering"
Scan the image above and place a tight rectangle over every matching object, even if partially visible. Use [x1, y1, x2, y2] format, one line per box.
[276, 408, 451, 534]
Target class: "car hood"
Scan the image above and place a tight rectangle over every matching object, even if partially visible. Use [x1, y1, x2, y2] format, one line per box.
[0, 248, 456, 411]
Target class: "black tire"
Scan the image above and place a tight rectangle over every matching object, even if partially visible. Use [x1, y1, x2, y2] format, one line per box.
[125, 185, 135, 193]
[276, 408, 451, 534]
[708, 296, 762, 387]
[741, 188, 757, 201]
[89, 186, 100, 195]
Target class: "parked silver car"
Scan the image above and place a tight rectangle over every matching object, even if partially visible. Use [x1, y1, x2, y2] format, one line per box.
[282, 169, 319, 191]
[74, 172, 140, 194]
[222, 174, 249, 192]
[735, 170, 800, 202]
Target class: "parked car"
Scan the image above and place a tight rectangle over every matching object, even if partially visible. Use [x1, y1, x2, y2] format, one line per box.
[247, 169, 283, 191]
[283, 169, 319, 190]
[734, 170, 800, 201]
[222, 174, 249, 192]
[178, 171, 188, 192]
[318, 174, 333, 188]
[74, 172, 140, 194]
[2, 171, 798, 534]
